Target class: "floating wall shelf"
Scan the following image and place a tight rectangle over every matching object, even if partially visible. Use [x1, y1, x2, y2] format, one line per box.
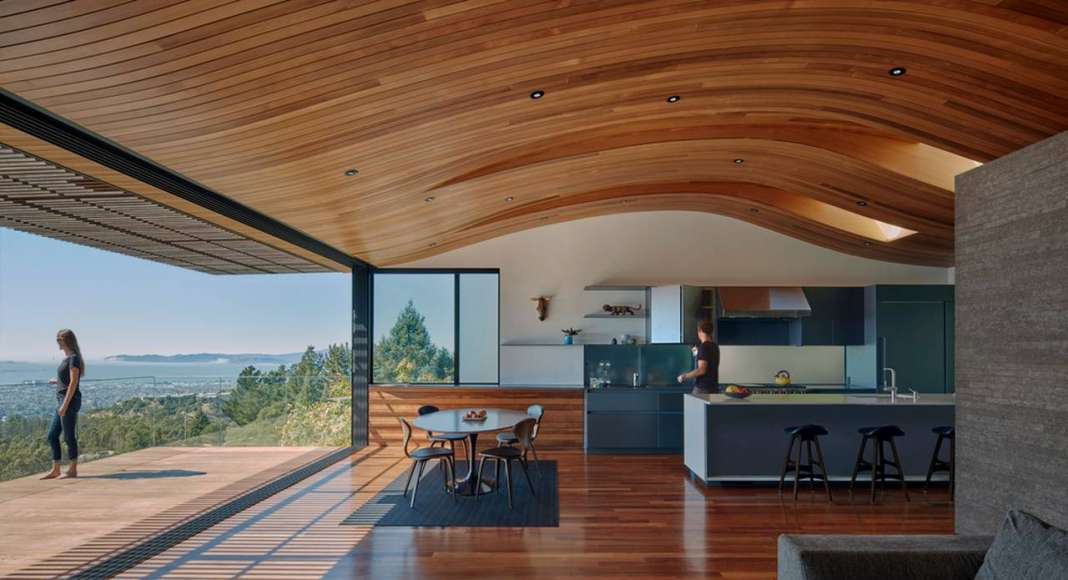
[583, 285, 649, 292]
[583, 313, 647, 319]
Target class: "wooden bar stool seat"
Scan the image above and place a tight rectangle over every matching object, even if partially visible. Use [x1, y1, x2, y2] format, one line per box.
[778, 424, 833, 501]
[849, 425, 909, 504]
[925, 425, 955, 499]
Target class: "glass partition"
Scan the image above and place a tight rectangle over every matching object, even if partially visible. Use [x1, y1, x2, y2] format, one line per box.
[584, 343, 694, 388]
[371, 270, 499, 385]
[372, 273, 455, 383]
[458, 273, 499, 384]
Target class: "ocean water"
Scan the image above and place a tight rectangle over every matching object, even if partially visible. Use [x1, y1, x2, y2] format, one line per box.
[0, 359, 282, 386]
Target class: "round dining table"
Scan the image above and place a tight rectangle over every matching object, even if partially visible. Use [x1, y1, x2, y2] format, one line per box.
[411, 407, 531, 496]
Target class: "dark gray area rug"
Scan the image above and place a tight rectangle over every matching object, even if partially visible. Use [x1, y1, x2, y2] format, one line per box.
[341, 460, 558, 527]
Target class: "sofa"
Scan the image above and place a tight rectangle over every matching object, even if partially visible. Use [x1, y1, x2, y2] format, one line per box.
[778, 510, 1068, 580]
[777, 534, 993, 580]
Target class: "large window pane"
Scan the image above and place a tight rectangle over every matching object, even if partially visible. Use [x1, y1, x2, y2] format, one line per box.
[372, 274, 455, 383]
[459, 273, 499, 383]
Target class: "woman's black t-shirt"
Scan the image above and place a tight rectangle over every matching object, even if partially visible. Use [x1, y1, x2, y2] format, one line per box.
[694, 341, 720, 393]
[57, 353, 83, 399]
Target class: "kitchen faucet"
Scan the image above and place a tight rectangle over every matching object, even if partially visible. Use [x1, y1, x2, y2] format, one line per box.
[882, 367, 918, 402]
[883, 367, 897, 403]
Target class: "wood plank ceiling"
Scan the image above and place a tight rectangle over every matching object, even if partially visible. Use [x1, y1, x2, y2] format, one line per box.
[2, 0, 1067, 268]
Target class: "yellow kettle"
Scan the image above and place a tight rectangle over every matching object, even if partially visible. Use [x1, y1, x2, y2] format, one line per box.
[774, 370, 791, 386]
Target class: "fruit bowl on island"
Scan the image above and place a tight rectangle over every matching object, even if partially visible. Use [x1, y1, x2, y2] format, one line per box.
[463, 408, 488, 422]
[723, 385, 752, 399]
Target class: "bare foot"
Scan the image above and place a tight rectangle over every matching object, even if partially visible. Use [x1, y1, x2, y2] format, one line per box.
[40, 470, 61, 480]
[60, 471, 78, 479]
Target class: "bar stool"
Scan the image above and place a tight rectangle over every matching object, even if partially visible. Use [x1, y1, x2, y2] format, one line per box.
[849, 425, 910, 503]
[777, 424, 832, 501]
[924, 426, 955, 499]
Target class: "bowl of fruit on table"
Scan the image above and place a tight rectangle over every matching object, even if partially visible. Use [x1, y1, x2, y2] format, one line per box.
[463, 408, 488, 422]
[723, 385, 752, 399]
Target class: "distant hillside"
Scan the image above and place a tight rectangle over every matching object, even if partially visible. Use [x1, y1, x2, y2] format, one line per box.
[106, 352, 304, 365]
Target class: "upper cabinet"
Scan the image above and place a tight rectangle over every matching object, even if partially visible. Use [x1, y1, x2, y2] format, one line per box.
[793, 287, 864, 346]
[716, 287, 864, 346]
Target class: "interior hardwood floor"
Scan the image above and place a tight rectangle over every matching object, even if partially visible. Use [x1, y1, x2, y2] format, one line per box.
[110, 446, 953, 579]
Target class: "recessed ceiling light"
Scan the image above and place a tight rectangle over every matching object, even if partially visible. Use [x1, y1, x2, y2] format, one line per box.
[344, 168, 358, 176]
[424, 196, 435, 203]
[864, 241, 874, 246]
[889, 67, 906, 77]
[505, 196, 514, 202]
[667, 95, 681, 103]
[857, 200, 868, 207]
[530, 90, 545, 99]
[734, 158, 745, 165]
[749, 208, 760, 214]
[429, 242, 437, 247]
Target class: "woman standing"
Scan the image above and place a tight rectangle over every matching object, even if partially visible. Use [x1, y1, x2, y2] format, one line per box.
[43, 329, 84, 479]
[677, 320, 720, 395]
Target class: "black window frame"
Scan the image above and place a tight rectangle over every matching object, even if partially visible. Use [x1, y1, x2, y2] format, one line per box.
[370, 268, 500, 386]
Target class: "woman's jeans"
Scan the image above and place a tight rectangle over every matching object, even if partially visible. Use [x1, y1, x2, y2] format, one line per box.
[47, 395, 80, 461]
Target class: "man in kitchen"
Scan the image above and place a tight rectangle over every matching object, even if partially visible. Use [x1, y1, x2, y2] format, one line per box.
[677, 320, 720, 394]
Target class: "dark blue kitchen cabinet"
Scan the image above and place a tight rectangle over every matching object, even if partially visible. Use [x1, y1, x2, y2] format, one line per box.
[858, 285, 955, 393]
[716, 318, 793, 345]
[585, 387, 689, 453]
[717, 287, 863, 346]
[795, 287, 864, 346]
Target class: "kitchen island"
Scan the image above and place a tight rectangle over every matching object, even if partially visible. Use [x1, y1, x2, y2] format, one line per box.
[684, 392, 954, 484]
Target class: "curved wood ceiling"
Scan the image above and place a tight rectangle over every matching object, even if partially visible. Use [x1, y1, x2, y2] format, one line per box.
[2, 1, 1067, 267]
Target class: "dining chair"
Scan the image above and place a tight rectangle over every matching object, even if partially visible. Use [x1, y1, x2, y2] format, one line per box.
[398, 417, 456, 508]
[497, 404, 543, 472]
[476, 418, 537, 509]
[418, 404, 469, 460]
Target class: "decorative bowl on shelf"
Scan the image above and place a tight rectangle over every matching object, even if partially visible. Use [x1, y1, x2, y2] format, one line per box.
[463, 408, 488, 422]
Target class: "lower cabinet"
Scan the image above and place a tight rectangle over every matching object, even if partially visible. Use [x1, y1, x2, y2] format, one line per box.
[657, 413, 684, 450]
[585, 413, 658, 449]
[585, 389, 686, 453]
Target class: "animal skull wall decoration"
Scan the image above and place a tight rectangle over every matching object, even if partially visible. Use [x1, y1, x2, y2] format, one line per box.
[531, 296, 552, 321]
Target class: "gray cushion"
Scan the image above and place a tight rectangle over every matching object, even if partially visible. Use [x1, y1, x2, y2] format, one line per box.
[778, 534, 992, 580]
[976, 510, 1068, 580]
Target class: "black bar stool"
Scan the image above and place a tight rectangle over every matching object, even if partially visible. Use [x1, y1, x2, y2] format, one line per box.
[777, 424, 832, 501]
[849, 425, 909, 503]
[924, 426, 955, 499]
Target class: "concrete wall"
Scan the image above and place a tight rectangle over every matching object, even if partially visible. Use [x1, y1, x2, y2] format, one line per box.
[955, 130, 1068, 534]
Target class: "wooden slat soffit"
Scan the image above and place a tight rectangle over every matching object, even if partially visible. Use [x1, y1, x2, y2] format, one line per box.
[2, 1, 1067, 267]
[0, 144, 332, 274]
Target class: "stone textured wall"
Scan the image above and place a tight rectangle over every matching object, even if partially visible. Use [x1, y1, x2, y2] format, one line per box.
[955, 130, 1068, 534]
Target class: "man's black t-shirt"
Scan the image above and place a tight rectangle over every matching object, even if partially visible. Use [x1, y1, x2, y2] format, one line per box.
[694, 341, 720, 393]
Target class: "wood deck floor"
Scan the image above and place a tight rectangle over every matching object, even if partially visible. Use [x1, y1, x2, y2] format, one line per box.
[94, 446, 953, 579]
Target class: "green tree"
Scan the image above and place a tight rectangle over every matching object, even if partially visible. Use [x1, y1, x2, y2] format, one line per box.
[287, 346, 325, 406]
[373, 301, 454, 383]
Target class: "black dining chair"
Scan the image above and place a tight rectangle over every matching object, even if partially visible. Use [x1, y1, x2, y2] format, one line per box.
[476, 418, 537, 510]
[418, 404, 469, 459]
[398, 417, 456, 508]
[497, 404, 543, 472]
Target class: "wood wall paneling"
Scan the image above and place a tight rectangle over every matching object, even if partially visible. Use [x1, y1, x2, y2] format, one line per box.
[368, 387, 584, 451]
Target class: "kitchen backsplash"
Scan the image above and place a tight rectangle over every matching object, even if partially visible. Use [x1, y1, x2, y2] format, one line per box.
[720, 345, 845, 385]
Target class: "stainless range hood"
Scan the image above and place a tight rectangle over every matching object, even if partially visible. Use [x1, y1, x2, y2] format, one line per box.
[718, 287, 812, 318]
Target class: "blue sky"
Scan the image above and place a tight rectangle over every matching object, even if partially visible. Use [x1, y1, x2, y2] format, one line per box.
[0, 228, 352, 361]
